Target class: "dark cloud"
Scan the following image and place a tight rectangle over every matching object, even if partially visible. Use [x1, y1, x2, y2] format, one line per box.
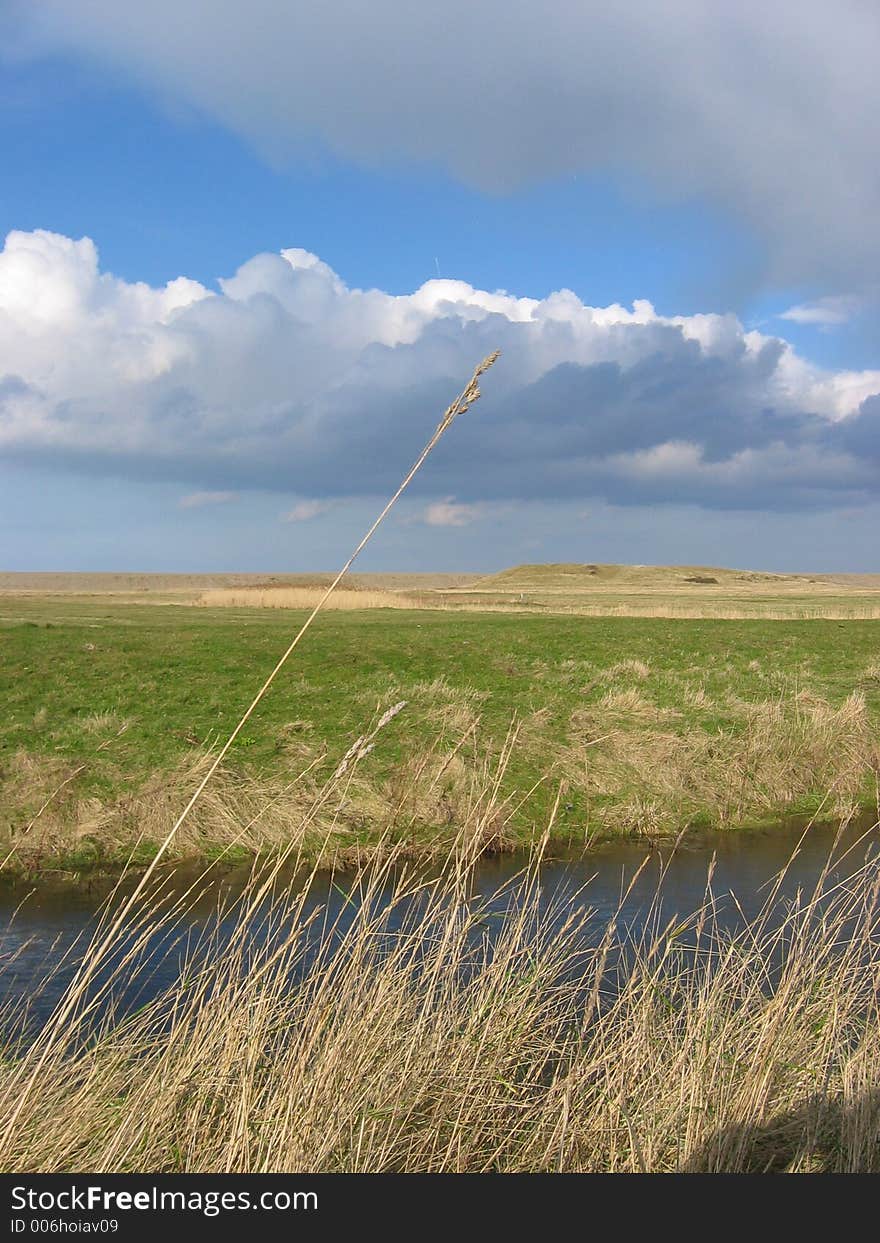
[10, 1, 880, 290]
[832, 394, 880, 462]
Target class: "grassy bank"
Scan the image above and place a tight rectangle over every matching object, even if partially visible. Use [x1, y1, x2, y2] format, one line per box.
[1, 595, 878, 876]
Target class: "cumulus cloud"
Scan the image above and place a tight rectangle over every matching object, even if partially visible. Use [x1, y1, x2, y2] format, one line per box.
[1, 228, 879, 513]
[283, 499, 335, 522]
[8, 1, 880, 289]
[178, 490, 237, 509]
[423, 497, 481, 528]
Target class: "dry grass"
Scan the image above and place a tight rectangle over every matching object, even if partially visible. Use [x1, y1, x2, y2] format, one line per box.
[3, 786, 880, 1172]
[558, 603, 880, 620]
[0, 572, 476, 597]
[565, 689, 877, 834]
[0, 706, 522, 872]
[467, 561, 880, 595]
[597, 688, 668, 719]
[198, 587, 426, 611]
[195, 592, 880, 621]
[606, 658, 651, 680]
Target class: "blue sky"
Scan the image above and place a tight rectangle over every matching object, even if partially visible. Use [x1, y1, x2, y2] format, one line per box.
[1, 2, 878, 572]
[2, 53, 769, 317]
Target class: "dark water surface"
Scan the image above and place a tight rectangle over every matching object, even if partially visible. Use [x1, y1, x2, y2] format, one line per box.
[2, 817, 878, 1036]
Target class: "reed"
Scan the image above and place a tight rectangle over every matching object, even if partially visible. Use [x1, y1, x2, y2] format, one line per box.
[197, 586, 426, 610]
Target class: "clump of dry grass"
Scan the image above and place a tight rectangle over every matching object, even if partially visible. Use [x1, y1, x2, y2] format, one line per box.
[605, 658, 651, 680]
[683, 684, 715, 710]
[411, 676, 489, 738]
[563, 687, 877, 834]
[597, 688, 669, 719]
[2, 803, 880, 1172]
[76, 711, 130, 736]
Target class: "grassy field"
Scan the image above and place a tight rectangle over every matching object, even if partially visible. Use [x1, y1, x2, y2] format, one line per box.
[1, 582, 878, 876]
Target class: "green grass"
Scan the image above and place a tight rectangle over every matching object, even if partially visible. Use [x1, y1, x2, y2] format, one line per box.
[2, 595, 879, 874]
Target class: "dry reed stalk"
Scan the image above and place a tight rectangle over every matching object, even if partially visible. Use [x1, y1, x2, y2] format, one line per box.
[161, 350, 499, 864]
[0, 352, 501, 1148]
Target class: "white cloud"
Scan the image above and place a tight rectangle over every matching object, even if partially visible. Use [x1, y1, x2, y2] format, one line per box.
[423, 497, 481, 527]
[9, 1, 880, 289]
[282, 499, 335, 522]
[780, 296, 865, 327]
[178, 490, 237, 509]
[1, 229, 880, 513]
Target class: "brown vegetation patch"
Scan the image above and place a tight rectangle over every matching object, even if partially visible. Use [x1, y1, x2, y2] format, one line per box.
[197, 586, 427, 611]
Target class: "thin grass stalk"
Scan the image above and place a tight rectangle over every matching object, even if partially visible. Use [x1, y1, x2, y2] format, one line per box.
[0, 352, 501, 1152]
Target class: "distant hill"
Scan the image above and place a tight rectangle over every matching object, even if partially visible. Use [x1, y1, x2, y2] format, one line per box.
[440, 563, 880, 603]
[467, 563, 806, 592]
